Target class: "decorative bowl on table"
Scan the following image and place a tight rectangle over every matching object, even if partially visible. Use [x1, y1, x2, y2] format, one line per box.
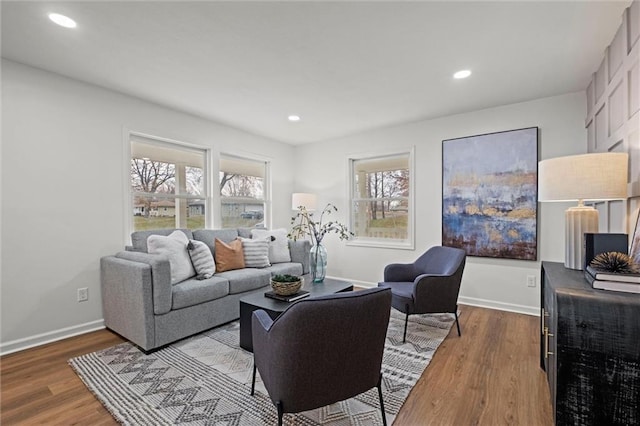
[270, 274, 303, 296]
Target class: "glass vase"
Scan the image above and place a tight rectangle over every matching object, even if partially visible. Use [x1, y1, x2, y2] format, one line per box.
[309, 243, 327, 283]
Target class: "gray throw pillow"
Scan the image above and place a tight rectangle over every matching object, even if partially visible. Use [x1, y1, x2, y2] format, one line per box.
[187, 240, 216, 279]
[147, 230, 196, 285]
[240, 237, 271, 268]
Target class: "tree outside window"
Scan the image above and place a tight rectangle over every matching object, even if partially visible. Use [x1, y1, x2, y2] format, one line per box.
[350, 152, 412, 246]
[219, 154, 267, 228]
[130, 138, 207, 231]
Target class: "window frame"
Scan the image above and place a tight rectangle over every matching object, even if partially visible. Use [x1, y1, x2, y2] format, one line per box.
[216, 152, 271, 229]
[347, 148, 415, 250]
[125, 131, 212, 241]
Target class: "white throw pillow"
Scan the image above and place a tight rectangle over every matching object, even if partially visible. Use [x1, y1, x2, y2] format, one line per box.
[187, 240, 216, 279]
[240, 237, 271, 268]
[251, 228, 291, 264]
[147, 231, 196, 285]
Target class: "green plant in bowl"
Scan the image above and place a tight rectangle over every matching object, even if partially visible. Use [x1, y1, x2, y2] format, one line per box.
[270, 274, 302, 296]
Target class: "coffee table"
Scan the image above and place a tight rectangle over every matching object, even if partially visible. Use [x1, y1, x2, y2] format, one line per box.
[239, 276, 353, 352]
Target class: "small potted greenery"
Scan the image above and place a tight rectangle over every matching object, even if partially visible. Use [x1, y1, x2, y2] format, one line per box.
[270, 274, 302, 296]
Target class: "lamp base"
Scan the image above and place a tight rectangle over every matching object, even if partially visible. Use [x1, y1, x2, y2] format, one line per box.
[565, 206, 599, 270]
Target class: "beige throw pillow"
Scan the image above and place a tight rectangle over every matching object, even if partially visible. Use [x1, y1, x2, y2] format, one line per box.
[214, 238, 246, 272]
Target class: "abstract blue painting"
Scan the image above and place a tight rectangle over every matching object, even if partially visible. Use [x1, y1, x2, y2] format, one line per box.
[442, 127, 538, 260]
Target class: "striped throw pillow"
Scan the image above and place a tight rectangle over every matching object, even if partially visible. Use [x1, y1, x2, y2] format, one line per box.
[240, 237, 271, 268]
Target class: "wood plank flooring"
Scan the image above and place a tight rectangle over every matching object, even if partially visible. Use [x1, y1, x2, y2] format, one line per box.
[394, 306, 553, 425]
[1, 305, 553, 425]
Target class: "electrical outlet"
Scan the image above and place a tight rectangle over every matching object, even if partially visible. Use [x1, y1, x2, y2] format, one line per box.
[77, 287, 89, 302]
[527, 275, 536, 288]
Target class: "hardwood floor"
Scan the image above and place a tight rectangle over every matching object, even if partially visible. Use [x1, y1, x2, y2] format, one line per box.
[1, 305, 553, 425]
[394, 306, 553, 425]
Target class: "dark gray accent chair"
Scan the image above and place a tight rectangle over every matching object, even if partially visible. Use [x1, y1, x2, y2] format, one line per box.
[378, 246, 466, 343]
[250, 287, 392, 426]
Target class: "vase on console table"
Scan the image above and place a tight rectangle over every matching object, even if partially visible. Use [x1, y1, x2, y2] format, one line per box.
[310, 243, 327, 283]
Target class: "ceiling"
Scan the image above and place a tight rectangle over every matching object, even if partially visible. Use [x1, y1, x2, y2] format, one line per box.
[1, 1, 630, 145]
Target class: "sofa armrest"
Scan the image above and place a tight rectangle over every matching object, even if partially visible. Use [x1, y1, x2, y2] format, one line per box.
[289, 239, 311, 274]
[101, 256, 158, 351]
[114, 251, 173, 315]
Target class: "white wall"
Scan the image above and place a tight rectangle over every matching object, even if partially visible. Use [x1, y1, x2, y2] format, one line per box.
[294, 93, 586, 315]
[0, 60, 297, 353]
[0, 58, 588, 353]
[585, 1, 638, 240]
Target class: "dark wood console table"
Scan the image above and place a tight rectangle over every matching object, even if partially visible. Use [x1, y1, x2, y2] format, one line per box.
[541, 261, 640, 425]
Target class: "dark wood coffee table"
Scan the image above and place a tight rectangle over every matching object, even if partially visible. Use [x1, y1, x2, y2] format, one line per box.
[239, 276, 353, 352]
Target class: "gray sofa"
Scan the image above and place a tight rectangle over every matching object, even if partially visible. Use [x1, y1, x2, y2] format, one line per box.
[101, 228, 310, 352]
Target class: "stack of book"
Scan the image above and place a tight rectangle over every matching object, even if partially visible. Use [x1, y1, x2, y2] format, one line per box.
[585, 265, 640, 294]
[264, 290, 310, 302]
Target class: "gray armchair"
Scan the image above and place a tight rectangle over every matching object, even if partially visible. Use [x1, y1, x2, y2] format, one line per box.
[250, 287, 392, 426]
[378, 246, 466, 343]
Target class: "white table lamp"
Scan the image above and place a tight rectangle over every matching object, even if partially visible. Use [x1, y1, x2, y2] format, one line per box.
[292, 193, 317, 211]
[538, 152, 628, 270]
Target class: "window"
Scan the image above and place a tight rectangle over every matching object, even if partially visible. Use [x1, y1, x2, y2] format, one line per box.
[130, 135, 208, 232]
[349, 151, 413, 248]
[219, 154, 268, 228]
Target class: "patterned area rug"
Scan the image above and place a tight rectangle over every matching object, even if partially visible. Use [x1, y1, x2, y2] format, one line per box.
[69, 310, 455, 425]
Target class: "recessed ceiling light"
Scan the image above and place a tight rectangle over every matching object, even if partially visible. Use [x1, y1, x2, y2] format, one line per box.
[48, 13, 77, 29]
[288, 115, 301, 122]
[453, 70, 472, 79]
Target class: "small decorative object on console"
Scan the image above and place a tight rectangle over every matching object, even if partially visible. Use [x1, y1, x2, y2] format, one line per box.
[589, 251, 638, 273]
[270, 274, 302, 296]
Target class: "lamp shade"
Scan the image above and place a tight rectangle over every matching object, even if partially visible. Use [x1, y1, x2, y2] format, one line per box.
[292, 193, 317, 211]
[538, 152, 628, 270]
[538, 152, 628, 202]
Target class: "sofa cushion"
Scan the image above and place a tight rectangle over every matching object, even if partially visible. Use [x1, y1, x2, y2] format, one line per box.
[240, 237, 271, 268]
[214, 268, 270, 294]
[148, 231, 195, 285]
[251, 228, 291, 264]
[131, 228, 193, 253]
[187, 240, 215, 279]
[172, 276, 230, 310]
[192, 229, 239, 257]
[214, 238, 245, 272]
[265, 262, 304, 277]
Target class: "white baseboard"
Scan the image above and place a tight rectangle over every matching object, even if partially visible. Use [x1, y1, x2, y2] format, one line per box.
[331, 276, 540, 317]
[330, 276, 376, 289]
[0, 319, 105, 356]
[457, 296, 539, 316]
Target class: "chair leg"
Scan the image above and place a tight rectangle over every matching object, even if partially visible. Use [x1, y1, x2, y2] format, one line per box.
[276, 401, 284, 426]
[403, 305, 409, 343]
[377, 373, 387, 426]
[251, 363, 257, 396]
[454, 309, 461, 337]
